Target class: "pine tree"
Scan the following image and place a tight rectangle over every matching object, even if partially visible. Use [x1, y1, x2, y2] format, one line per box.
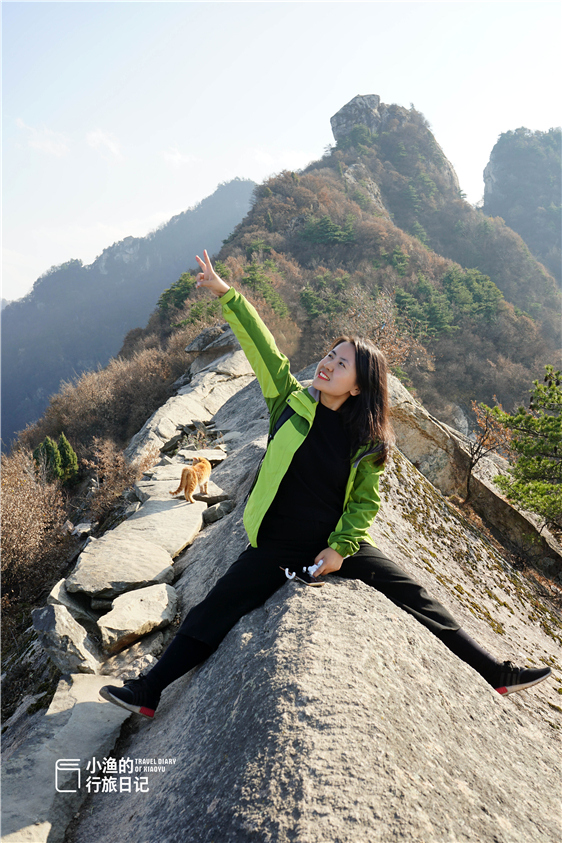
[490, 366, 562, 529]
[33, 436, 63, 482]
[57, 432, 79, 484]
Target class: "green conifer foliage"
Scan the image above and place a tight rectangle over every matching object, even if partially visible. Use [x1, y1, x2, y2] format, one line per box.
[158, 273, 197, 313]
[302, 215, 355, 244]
[490, 366, 562, 529]
[241, 262, 288, 317]
[33, 436, 63, 482]
[57, 432, 79, 484]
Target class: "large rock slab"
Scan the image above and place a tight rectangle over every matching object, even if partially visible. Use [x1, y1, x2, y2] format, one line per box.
[198, 349, 254, 378]
[387, 373, 470, 496]
[31, 605, 102, 674]
[125, 340, 255, 464]
[97, 584, 178, 653]
[1, 674, 129, 843]
[185, 323, 234, 353]
[386, 373, 562, 574]
[113, 498, 206, 558]
[124, 392, 212, 461]
[179, 372, 256, 415]
[65, 534, 174, 599]
[212, 375, 269, 438]
[68, 583, 560, 843]
[185, 324, 242, 376]
[469, 460, 562, 578]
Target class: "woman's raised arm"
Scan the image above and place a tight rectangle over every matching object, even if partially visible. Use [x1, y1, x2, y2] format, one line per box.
[195, 250, 231, 298]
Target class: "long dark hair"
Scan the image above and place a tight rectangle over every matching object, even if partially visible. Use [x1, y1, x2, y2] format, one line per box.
[329, 335, 395, 463]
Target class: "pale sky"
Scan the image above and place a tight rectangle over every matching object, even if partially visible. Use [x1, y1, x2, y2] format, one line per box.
[3, 1, 561, 303]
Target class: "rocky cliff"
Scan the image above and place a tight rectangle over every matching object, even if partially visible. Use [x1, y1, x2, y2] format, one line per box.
[330, 94, 460, 193]
[2, 333, 561, 843]
[483, 127, 561, 283]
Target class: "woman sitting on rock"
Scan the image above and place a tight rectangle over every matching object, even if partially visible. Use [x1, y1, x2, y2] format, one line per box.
[100, 250, 551, 718]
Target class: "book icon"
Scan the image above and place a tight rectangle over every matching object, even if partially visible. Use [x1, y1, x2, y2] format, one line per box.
[55, 759, 81, 792]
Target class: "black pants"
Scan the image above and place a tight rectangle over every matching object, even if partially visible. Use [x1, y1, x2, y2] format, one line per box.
[178, 539, 460, 651]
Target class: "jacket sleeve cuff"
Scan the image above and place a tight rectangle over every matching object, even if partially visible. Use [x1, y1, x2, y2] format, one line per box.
[219, 286, 236, 305]
[328, 539, 358, 559]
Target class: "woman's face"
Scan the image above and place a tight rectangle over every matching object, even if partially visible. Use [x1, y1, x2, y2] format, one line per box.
[312, 341, 360, 409]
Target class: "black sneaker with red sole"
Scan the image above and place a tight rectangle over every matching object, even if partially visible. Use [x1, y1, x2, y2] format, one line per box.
[491, 662, 551, 695]
[99, 675, 161, 718]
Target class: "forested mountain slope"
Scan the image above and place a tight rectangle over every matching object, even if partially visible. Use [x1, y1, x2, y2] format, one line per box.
[483, 127, 561, 283]
[130, 96, 560, 428]
[1, 179, 255, 450]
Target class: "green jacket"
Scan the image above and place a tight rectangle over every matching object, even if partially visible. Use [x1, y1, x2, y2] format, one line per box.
[220, 286, 384, 557]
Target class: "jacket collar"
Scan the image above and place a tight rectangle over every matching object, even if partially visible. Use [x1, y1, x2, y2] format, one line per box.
[284, 384, 318, 423]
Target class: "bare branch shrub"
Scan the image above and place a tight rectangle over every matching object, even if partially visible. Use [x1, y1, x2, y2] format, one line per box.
[19, 348, 173, 452]
[331, 285, 429, 370]
[296, 283, 430, 374]
[1, 448, 67, 629]
[464, 400, 513, 502]
[82, 438, 159, 522]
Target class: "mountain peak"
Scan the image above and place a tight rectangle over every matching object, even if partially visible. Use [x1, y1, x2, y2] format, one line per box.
[330, 94, 402, 142]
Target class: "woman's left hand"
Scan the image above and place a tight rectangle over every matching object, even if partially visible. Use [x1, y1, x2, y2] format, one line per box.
[313, 547, 343, 578]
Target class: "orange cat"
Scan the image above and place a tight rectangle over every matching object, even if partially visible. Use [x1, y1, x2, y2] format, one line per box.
[169, 457, 212, 503]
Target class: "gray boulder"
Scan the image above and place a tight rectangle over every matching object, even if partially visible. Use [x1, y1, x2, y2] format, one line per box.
[178, 371, 256, 416]
[185, 323, 232, 353]
[124, 392, 212, 461]
[387, 373, 470, 495]
[97, 584, 178, 653]
[197, 349, 254, 378]
[186, 326, 243, 376]
[31, 605, 102, 674]
[202, 499, 235, 524]
[1, 674, 129, 843]
[47, 579, 101, 633]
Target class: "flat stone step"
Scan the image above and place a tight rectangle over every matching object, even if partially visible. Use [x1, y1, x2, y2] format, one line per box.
[113, 499, 206, 558]
[65, 534, 174, 599]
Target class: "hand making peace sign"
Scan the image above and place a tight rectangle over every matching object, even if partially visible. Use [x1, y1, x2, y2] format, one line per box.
[195, 250, 231, 298]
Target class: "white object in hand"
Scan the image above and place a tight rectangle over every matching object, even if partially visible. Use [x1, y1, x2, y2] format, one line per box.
[307, 560, 323, 576]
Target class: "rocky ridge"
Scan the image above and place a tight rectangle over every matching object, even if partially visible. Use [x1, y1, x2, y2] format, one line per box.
[2, 327, 561, 843]
[330, 94, 461, 193]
